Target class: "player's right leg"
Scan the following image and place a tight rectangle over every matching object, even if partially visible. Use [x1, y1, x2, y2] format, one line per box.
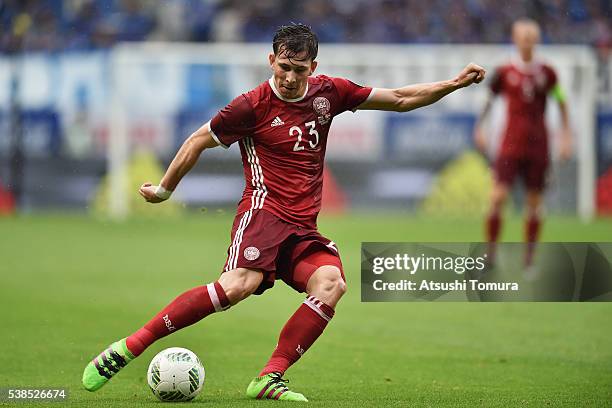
[486, 181, 509, 265]
[523, 189, 544, 281]
[522, 157, 547, 273]
[248, 247, 346, 402]
[82, 268, 263, 392]
[487, 155, 515, 266]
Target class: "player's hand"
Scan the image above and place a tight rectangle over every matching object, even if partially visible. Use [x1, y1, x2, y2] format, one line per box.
[559, 128, 572, 162]
[139, 182, 166, 203]
[474, 126, 488, 154]
[456, 63, 486, 88]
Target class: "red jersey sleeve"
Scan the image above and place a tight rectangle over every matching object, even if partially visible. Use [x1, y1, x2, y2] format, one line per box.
[330, 77, 373, 113]
[545, 65, 558, 92]
[209, 94, 256, 148]
[489, 67, 504, 94]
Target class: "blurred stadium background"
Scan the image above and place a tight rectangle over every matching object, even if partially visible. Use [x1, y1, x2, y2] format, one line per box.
[2, 2, 612, 406]
[0, 0, 611, 219]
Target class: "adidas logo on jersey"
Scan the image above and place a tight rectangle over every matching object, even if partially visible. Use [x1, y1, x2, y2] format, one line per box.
[270, 116, 285, 127]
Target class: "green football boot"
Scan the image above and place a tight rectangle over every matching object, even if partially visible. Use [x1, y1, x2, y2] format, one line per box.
[82, 338, 135, 392]
[246, 372, 308, 402]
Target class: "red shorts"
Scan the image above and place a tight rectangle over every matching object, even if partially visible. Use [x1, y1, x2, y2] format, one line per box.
[222, 209, 343, 295]
[494, 155, 549, 192]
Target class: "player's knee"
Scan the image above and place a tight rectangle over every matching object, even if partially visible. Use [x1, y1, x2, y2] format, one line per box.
[490, 187, 508, 210]
[525, 191, 542, 215]
[218, 268, 263, 305]
[324, 272, 347, 299]
[525, 202, 541, 218]
[308, 266, 346, 305]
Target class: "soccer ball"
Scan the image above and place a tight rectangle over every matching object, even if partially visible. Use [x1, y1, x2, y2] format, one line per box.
[147, 347, 205, 402]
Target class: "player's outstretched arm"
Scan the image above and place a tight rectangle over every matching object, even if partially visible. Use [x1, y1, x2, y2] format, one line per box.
[358, 63, 485, 112]
[473, 93, 495, 154]
[554, 87, 572, 161]
[139, 121, 219, 203]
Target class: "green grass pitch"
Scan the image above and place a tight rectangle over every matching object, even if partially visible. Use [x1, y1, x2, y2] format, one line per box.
[1, 213, 611, 407]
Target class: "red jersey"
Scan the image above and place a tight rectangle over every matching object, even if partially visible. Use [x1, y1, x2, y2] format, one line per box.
[210, 75, 373, 228]
[490, 60, 558, 158]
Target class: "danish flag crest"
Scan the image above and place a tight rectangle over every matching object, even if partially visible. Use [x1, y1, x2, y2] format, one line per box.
[313, 97, 331, 125]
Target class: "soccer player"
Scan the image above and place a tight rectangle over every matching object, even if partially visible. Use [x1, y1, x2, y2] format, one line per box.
[83, 23, 485, 401]
[474, 18, 571, 273]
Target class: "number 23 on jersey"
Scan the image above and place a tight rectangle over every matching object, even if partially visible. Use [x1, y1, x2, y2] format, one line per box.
[291, 121, 319, 151]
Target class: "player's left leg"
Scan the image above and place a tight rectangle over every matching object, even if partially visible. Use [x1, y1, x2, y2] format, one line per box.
[487, 155, 516, 266]
[523, 156, 548, 270]
[524, 189, 543, 268]
[247, 249, 345, 401]
[259, 263, 345, 375]
[486, 181, 510, 265]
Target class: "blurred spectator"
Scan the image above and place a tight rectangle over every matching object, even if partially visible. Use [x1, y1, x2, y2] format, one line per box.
[242, 1, 284, 42]
[300, 0, 345, 43]
[149, 0, 189, 41]
[210, 0, 245, 42]
[110, 0, 155, 42]
[64, 1, 100, 50]
[185, 0, 218, 42]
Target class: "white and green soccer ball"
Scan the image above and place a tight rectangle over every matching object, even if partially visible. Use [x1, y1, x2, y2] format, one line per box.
[147, 347, 205, 402]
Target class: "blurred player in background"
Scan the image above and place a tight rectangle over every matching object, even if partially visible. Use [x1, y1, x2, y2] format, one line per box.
[83, 23, 485, 401]
[474, 18, 571, 274]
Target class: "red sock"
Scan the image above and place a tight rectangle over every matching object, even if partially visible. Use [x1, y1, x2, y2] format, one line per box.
[259, 295, 335, 376]
[486, 211, 502, 262]
[525, 214, 541, 266]
[126, 282, 230, 357]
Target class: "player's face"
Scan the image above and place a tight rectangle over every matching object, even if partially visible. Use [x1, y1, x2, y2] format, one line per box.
[512, 23, 540, 61]
[269, 50, 317, 99]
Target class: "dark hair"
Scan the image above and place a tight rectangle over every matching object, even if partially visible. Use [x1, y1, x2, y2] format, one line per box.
[272, 23, 318, 61]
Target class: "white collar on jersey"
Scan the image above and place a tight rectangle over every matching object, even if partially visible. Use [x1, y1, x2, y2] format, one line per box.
[511, 56, 542, 73]
[268, 77, 309, 102]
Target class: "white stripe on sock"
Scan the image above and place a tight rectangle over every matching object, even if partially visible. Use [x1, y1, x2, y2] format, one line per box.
[303, 297, 331, 322]
[207, 283, 223, 312]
